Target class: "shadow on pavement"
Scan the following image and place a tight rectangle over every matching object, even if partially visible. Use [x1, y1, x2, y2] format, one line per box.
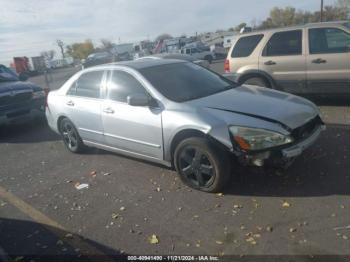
[303, 95, 350, 106]
[0, 217, 123, 262]
[226, 124, 350, 197]
[0, 121, 60, 144]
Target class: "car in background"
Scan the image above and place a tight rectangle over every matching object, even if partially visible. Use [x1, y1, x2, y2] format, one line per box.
[224, 21, 350, 96]
[138, 53, 210, 68]
[46, 59, 324, 193]
[82, 52, 116, 68]
[0, 64, 46, 126]
[180, 47, 215, 63]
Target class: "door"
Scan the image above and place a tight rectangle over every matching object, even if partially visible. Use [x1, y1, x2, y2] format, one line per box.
[306, 27, 350, 94]
[64, 70, 105, 143]
[259, 29, 306, 93]
[101, 69, 163, 160]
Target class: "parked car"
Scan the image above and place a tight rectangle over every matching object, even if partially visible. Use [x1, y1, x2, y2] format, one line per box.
[82, 52, 115, 68]
[138, 53, 210, 68]
[224, 21, 350, 96]
[0, 64, 46, 126]
[180, 47, 215, 63]
[46, 59, 325, 192]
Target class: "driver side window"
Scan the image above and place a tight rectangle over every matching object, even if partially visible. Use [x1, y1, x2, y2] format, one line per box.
[107, 70, 147, 103]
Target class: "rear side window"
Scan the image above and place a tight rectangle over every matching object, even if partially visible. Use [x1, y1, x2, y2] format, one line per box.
[309, 28, 350, 54]
[68, 71, 104, 98]
[263, 30, 302, 56]
[231, 34, 263, 58]
[107, 70, 146, 103]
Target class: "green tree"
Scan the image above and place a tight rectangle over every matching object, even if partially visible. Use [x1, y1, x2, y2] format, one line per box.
[66, 40, 94, 60]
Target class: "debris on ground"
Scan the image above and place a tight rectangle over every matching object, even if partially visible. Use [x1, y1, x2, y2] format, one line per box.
[65, 233, 73, 239]
[103, 172, 111, 176]
[75, 183, 89, 190]
[334, 225, 350, 231]
[112, 213, 119, 219]
[289, 228, 297, 233]
[120, 206, 126, 211]
[215, 240, 223, 245]
[148, 234, 159, 244]
[282, 201, 291, 208]
[216, 193, 223, 196]
[56, 240, 64, 246]
[266, 226, 273, 232]
[90, 171, 97, 177]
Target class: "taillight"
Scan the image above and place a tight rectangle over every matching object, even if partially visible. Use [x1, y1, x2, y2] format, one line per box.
[224, 59, 230, 73]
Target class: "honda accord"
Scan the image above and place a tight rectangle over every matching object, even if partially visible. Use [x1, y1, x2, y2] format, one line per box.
[46, 59, 325, 192]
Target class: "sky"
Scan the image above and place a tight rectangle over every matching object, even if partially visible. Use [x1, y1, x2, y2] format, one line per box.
[0, 0, 338, 65]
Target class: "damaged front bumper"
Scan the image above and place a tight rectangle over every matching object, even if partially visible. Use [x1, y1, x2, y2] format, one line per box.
[236, 124, 326, 168]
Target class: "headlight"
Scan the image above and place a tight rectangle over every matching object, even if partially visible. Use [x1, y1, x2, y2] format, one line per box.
[32, 90, 46, 99]
[229, 126, 293, 151]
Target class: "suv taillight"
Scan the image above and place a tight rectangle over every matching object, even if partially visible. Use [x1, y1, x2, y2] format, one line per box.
[224, 59, 230, 73]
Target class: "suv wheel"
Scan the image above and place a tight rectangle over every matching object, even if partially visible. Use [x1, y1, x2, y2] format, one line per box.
[174, 137, 230, 193]
[243, 77, 270, 88]
[59, 118, 85, 153]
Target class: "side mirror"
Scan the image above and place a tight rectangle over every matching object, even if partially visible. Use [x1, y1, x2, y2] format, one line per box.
[18, 73, 29, 81]
[127, 93, 149, 106]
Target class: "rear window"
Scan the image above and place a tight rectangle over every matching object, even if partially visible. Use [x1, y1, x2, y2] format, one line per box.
[68, 71, 104, 98]
[231, 34, 264, 58]
[263, 30, 302, 56]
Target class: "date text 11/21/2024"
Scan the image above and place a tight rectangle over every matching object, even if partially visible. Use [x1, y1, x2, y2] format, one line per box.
[127, 255, 220, 261]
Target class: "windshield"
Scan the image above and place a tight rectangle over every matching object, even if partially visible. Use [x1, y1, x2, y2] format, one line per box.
[0, 65, 18, 82]
[344, 22, 350, 30]
[139, 62, 237, 102]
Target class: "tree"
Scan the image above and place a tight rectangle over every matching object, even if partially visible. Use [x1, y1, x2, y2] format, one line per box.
[155, 34, 172, 42]
[40, 50, 55, 60]
[66, 40, 94, 60]
[56, 39, 65, 58]
[235, 22, 247, 31]
[337, 0, 350, 17]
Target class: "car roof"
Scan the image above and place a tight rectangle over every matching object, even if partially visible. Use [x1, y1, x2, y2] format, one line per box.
[238, 20, 349, 36]
[141, 53, 195, 62]
[91, 58, 185, 70]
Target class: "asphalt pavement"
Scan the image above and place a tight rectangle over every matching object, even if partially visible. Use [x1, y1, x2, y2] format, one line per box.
[0, 62, 350, 260]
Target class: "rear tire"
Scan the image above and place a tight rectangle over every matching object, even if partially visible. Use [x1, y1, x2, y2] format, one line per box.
[174, 137, 231, 193]
[243, 76, 270, 88]
[59, 118, 85, 153]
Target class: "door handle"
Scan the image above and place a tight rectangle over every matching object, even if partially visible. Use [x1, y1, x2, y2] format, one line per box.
[312, 58, 327, 64]
[264, 60, 276, 65]
[66, 101, 74, 106]
[103, 108, 114, 114]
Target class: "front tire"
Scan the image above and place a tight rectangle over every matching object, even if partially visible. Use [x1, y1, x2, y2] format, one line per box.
[174, 137, 230, 193]
[59, 118, 85, 153]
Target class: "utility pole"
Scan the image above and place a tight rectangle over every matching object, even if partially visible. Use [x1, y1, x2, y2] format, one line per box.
[320, 0, 324, 22]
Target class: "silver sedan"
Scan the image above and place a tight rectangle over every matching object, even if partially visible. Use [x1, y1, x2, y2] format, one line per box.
[46, 59, 325, 192]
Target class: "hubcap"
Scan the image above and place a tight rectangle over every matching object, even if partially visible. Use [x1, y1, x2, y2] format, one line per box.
[179, 146, 215, 188]
[61, 122, 78, 150]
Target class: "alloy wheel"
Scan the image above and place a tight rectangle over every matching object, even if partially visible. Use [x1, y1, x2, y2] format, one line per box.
[61, 122, 78, 150]
[178, 146, 216, 188]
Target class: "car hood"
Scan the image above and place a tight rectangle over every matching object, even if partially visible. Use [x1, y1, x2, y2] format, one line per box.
[187, 85, 319, 130]
[0, 80, 42, 95]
